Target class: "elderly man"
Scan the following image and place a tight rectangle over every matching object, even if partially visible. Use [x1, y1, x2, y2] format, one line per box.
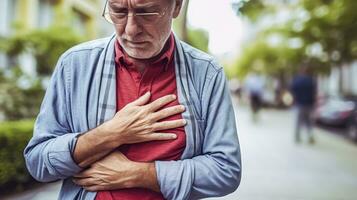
[24, 0, 241, 199]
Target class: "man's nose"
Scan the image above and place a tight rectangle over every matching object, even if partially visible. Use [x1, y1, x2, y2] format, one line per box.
[124, 15, 142, 37]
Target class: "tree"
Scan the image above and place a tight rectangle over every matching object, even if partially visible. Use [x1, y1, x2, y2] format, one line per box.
[232, 0, 357, 92]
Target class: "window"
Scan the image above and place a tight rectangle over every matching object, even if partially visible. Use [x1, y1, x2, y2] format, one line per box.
[0, 0, 17, 69]
[37, 0, 54, 28]
[0, 0, 16, 36]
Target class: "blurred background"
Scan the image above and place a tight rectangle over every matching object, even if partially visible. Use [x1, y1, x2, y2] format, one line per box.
[0, 0, 357, 199]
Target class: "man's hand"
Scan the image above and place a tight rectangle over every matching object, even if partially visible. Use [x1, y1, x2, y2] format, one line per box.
[73, 151, 159, 192]
[73, 92, 186, 168]
[100, 91, 186, 146]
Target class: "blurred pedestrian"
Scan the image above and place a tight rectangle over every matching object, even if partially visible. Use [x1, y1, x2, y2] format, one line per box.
[245, 72, 265, 122]
[229, 78, 242, 100]
[290, 66, 317, 144]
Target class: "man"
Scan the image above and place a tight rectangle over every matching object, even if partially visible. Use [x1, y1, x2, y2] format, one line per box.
[244, 72, 264, 122]
[290, 66, 317, 144]
[24, 0, 241, 199]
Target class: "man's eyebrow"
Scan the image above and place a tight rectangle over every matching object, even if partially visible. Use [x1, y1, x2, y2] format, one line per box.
[108, 1, 159, 9]
[108, 2, 126, 10]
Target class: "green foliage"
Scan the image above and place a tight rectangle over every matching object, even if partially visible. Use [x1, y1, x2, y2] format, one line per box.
[1, 25, 82, 75]
[234, 36, 330, 78]
[0, 25, 82, 120]
[233, 0, 267, 22]
[29, 26, 81, 75]
[233, 0, 357, 78]
[0, 120, 35, 193]
[173, 21, 210, 52]
[187, 29, 209, 53]
[0, 77, 44, 120]
[296, 0, 357, 64]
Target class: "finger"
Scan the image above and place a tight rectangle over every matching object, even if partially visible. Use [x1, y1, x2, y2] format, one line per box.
[153, 119, 187, 131]
[147, 94, 177, 112]
[152, 105, 185, 121]
[73, 169, 93, 178]
[145, 132, 178, 141]
[73, 178, 97, 187]
[129, 91, 151, 106]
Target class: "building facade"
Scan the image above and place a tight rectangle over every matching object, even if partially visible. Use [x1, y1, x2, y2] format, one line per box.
[0, 0, 113, 70]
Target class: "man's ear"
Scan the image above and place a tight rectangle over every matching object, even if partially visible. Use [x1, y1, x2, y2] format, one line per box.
[172, 0, 184, 18]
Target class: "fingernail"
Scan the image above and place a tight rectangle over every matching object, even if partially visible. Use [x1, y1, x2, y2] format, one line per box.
[171, 134, 177, 139]
[146, 91, 151, 96]
[172, 94, 176, 99]
[183, 119, 187, 125]
[181, 105, 185, 110]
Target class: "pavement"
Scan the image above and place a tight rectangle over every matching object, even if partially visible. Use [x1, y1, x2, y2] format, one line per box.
[4, 98, 357, 200]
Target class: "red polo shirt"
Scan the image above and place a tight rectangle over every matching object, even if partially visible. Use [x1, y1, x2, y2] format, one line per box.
[95, 34, 186, 200]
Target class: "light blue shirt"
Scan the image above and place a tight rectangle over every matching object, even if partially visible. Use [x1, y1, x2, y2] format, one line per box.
[24, 33, 242, 200]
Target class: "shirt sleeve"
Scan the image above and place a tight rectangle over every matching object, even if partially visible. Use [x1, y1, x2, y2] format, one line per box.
[23, 56, 83, 182]
[155, 68, 242, 200]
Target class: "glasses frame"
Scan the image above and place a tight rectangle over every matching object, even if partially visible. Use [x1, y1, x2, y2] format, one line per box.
[101, 0, 167, 25]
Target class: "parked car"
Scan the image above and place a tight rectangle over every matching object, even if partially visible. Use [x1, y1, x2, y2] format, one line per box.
[314, 95, 357, 142]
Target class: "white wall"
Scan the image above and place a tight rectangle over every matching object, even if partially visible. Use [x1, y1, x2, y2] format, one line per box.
[318, 62, 357, 96]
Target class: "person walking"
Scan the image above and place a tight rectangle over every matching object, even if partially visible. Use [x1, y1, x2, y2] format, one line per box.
[290, 66, 317, 144]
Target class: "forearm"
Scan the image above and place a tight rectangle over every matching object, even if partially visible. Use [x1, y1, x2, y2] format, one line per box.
[73, 125, 121, 168]
[156, 154, 241, 200]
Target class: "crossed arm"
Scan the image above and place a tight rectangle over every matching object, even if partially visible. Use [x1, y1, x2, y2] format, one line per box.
[71, 92, 186, 192]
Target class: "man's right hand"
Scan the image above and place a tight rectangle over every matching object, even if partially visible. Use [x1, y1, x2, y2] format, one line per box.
[73, 91, 186, 167]
[99, 91, 186, 146]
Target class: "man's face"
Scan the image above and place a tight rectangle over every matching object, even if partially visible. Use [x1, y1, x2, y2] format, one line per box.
[108, 0, 182, 59]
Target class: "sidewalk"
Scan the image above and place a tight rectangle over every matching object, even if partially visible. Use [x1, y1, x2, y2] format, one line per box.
[207, 99, 357, 200]
[4, 100, 357, 200]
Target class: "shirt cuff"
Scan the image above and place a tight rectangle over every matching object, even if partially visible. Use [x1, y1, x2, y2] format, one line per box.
[46, 132, 83, 177]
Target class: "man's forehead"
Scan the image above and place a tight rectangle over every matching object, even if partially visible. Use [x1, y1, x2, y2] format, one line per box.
[109, 0, 168, 7]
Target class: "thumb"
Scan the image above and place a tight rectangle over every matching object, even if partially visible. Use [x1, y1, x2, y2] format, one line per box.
[130, 91, 151, 106]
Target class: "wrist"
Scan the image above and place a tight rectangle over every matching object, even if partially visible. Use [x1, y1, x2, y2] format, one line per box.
[97, 121, 124, 147]
[131, 162, 160, 192]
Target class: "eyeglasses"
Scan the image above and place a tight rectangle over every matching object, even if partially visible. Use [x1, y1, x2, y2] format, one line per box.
[102, 0, 167, 25]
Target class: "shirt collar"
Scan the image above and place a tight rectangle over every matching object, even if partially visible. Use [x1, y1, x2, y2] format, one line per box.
[114, 33, 175, 71]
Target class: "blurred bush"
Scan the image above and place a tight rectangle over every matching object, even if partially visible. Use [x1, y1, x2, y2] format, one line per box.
[0, 70, 44, 120]
[0, 25, 82, 121]
[0, 25, 82, 76]
[0, 120, 35, 193]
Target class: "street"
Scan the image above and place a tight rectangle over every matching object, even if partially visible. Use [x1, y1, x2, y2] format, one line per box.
[5, 98, 357, 200]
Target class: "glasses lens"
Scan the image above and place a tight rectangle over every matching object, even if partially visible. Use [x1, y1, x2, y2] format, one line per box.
[110, 13, 128, 25]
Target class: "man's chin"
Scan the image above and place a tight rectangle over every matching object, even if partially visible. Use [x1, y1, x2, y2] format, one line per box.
[124, 49, 157, 60]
